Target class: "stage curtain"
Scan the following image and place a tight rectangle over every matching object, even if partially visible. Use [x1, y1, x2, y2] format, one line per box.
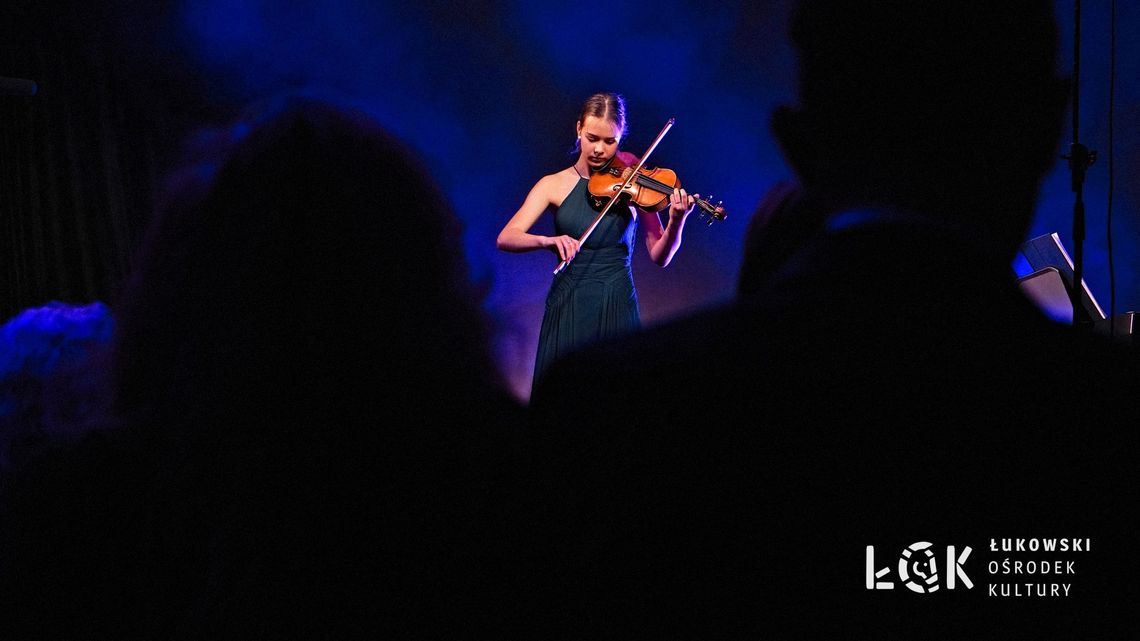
[0, 0, 226, 320]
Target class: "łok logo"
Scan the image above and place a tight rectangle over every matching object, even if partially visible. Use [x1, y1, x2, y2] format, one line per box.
[867, 542, 973, 593]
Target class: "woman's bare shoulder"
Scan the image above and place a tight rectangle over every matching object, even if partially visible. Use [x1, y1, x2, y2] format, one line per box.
[535, 167, 581, 203]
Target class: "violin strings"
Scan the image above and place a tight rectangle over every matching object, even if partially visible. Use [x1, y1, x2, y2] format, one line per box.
[634, 172, 679, 194]
[612, 169, 719, 217]
[630, 172, 720, 216]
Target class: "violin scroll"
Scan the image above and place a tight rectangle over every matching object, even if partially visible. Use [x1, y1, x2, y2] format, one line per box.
[695, 195, 727, 225]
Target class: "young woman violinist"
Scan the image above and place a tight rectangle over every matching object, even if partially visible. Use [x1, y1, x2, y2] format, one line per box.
[496, 92, 696, 398]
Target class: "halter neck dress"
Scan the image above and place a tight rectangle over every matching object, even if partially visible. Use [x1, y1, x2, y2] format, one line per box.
[532, 174, 640, 397]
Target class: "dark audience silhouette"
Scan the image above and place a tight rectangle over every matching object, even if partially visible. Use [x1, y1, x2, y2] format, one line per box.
[737, 178, 810, 298]
[531, 1, 1139, 638]
[1, 95, 527, 639]
[0, 300, 115, 471]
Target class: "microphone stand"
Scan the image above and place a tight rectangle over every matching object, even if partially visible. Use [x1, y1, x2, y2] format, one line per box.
[1062, 0, 1096, 330]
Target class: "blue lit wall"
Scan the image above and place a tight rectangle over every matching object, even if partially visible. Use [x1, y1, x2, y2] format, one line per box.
[171, 1, 1139, 401]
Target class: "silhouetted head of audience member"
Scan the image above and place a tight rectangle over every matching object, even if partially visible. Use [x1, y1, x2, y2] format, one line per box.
[1, 95, 524, 638]
[112, 93, 505, 430]
[769, 0, 1069, 258]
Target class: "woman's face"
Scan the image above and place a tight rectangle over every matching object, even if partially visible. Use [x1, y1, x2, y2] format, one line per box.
[577, 115, 622, 168]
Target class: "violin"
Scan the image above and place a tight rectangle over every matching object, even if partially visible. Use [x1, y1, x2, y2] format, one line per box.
[553, 118, 720, 275]
[587, 153, 727, 224]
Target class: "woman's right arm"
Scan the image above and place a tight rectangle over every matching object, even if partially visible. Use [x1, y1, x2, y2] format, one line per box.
[496, 175, 580, 262]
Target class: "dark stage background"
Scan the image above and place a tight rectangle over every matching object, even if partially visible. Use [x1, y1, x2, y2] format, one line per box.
[3, 1, 1137, 401]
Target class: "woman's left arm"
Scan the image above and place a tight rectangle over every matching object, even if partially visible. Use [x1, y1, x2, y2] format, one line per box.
[644, 187, 696, 267]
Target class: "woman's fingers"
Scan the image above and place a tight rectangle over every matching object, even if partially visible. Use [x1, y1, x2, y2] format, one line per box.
[556, 235, 579, 261]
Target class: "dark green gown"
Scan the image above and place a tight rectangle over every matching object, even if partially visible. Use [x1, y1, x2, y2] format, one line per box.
[532, 176, 639, 396]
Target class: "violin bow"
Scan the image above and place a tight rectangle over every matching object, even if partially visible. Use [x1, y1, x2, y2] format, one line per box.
[553, 117, 676, 276]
